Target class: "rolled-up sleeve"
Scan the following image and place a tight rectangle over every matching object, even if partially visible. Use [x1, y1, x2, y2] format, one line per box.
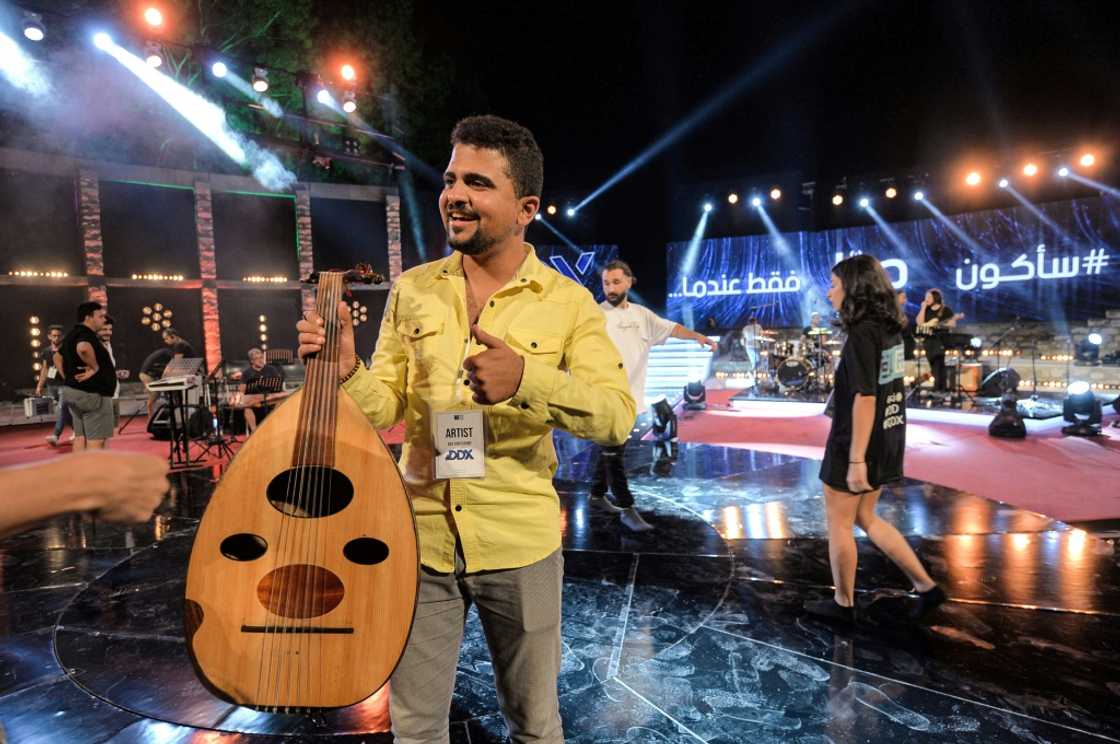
[341, 284, 408, 430]
[508, 290, 635, 446]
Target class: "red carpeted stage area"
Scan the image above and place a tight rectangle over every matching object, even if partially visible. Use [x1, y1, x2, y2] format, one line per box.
[670, 390, 1120, 528]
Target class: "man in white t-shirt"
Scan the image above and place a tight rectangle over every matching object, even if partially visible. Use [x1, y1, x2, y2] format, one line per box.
[596, 260, 718, 531]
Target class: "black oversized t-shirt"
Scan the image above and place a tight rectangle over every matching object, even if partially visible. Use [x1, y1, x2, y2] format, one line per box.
[820, 320, 906, 491]
[60, 325, 117, 397]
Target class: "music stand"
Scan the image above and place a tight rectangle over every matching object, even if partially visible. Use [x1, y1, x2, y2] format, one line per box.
[906, 336, 928, 403]
[160, 357, 205, 468]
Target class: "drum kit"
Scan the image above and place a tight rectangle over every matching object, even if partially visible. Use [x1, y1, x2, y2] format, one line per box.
[757, 328, 841, 396]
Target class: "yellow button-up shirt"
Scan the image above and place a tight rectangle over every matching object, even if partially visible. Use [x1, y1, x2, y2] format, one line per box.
[341, 244, 636, 572]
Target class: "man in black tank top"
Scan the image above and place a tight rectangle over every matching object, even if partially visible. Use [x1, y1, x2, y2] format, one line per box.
[57, 301, 117, 450]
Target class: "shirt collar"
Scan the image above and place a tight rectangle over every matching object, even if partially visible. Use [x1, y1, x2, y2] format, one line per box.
[433, 243, 546, 293]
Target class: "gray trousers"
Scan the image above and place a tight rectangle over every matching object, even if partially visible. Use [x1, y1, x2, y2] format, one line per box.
[390, 548, 564, 744]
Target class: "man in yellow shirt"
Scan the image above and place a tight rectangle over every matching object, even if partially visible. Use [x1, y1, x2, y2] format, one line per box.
[298, 115, 634, 743]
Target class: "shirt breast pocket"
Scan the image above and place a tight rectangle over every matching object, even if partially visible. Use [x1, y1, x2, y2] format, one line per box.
[397, 314, 445, 359]
[506, 326, 564, 368]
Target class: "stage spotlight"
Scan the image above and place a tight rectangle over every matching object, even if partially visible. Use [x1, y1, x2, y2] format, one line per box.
[251, 67, 269, 93]
[831, 193, 844, 206]
[702, 202, 713, 213]
[211, 61, 228, 78]
[22, 12, 45, 42]
[93, 32, 113, 50]
[989, 392, 1026, 439]
[769, 187, 781, 201]
[913, 190, 925, 201]
[566, 207, 576, 218]
[970, 336, 982, 349]
[1076, 333, 1103, 364]
[965, 171, 982, 187]
[683, 381, 707, 410]
[1057, 166, 1069, 178]
[144, 7, 164, 27]
[534, 213, 542, 221]
[885, 186, 897, 199]
[340, 63, 356, 81]
[858, 197, 870, 209]
[1022, 162, 1038, 177]
[342, 89, 357, 113]
[1079, 153, 1096, 168]
[998, 178, 1009, 189]
[727, 193, 739, 205]
[750, 196, 762, 208]
[145, 41, 163, 68]
[651, 399, 678, 441]
[1063, 381, 1102, 437]
[316, 87, 331, 105]
[546, 204, 557, 215]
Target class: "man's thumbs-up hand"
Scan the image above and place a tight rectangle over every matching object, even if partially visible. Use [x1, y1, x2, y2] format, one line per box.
[463, 325, 525, 404]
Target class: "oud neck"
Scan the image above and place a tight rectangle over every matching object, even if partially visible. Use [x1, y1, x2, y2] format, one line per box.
[293, 272, 345, 467]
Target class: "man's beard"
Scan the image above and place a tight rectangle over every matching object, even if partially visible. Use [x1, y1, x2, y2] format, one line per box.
[606, 291, 627, 307]
[448, 228, 496, 256]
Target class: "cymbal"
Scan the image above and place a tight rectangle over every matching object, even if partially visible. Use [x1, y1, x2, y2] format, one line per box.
[825, 340, 843, 346]
[807, 328, 833, 335]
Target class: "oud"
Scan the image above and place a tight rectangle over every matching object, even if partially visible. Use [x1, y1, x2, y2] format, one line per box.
[184, 267, 418, 711]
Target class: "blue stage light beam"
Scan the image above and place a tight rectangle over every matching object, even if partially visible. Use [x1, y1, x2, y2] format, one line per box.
[754, 203, 790, 253]
[570, 5, 851, 214]
[0, 31, 51, 96]
[342, 110, 441, 187]
[94, 38, 295, 191]
[919, 198, 986, 255]
[1002, 183, 1075, 242]
[865, 206, 911, 255]
[1062, 170, 1120, 200]
[680, 208, 712, 277]
[219, 70, 283, 117]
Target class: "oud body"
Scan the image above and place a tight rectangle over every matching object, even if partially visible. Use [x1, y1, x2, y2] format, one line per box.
[184, 271, 418, 710]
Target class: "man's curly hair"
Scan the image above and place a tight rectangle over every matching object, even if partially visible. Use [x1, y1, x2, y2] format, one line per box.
[450, 115, 544, 198]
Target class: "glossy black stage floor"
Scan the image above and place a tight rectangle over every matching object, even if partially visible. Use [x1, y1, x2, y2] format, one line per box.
[2, 438, 1118, 743]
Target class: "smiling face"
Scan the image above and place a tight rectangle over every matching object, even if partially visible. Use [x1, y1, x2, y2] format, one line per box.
[47, 328, 63, 347]
[827, 274, 844, 311]
[602, 268, 633, 306]
[248, 349, 265, 370]
[439, 144, 538, 257]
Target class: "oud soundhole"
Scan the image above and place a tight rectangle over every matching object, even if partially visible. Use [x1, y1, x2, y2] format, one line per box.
[220, 533, 268, 561]
[257, 564, 345, 618]
[343, 538, 390, 565]
[267, 466, 354, 518]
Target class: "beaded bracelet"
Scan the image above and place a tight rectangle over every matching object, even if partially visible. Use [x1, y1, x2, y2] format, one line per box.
[339, 356, 362, 384]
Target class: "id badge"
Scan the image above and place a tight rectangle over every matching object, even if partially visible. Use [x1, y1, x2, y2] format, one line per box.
[434, 410, 485, 479]
[47, 367, 58, 380]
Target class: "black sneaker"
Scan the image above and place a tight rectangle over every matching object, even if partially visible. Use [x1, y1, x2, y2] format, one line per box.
[804, 598, 856, 625]
[910, 585, 947, 621]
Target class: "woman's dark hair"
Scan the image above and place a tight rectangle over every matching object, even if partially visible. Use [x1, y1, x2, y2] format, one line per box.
[929, 289, 943, 306]
[831, 254, 904, 333]
[451, 115, 544, 198]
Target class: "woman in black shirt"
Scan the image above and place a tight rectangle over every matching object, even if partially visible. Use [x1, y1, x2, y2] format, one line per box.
[808, 255, 945, 623]
[916, 289, 956, 391]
